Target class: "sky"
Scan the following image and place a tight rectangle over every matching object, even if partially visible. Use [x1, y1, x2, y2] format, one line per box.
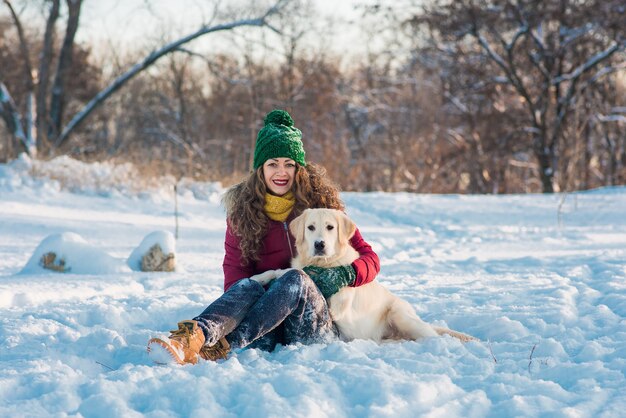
[1, 154, 625, 417]
[1, 0, 407, 76]
[77, 0, 371, 58]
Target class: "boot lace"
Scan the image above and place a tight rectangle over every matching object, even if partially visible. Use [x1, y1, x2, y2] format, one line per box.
[199, 337, 230, 361]
[169, 322, 194, 344]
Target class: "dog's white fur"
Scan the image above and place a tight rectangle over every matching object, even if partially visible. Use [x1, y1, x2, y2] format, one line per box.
[251, 208, 475, 343]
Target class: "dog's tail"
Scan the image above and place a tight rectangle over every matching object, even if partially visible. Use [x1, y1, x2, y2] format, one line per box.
[433, 326, 478, 343]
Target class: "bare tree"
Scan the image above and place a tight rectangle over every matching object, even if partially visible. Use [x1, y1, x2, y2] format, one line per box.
[1, 0, 287, 156]
[413, 0, 625, 192]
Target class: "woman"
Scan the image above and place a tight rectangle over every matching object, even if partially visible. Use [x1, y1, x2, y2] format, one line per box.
[147, 109, 379, 365]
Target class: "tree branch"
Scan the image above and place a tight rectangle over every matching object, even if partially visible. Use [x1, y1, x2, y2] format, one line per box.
[505, 24, 528, 53]
[549, 42, 624, 152]
[54, 4, 284, 148]
[0, 82, 30, 153]
[3, 0, 36, 155]
[473, 31, 539, 127]
[3, 0, 34, 90]
[552, 42, 624, 85]
[512, 10, 551, 85]
[580, 62, 626, 90]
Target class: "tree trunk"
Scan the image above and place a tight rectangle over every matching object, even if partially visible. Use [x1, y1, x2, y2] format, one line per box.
[24, 92, 35, 155]
[48, 0, 83, 141]
[603, 124, 617, 187]
[535, 145, 555, 193]
[3, 0, 37, 156]
[0, 82, 28, 155]
[36, 0, 61, 152]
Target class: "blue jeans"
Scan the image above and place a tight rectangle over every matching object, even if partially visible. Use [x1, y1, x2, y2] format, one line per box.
[193, 269, 337, 351]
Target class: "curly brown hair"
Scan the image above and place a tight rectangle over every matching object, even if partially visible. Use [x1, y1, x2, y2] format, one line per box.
[222, 162, 344, 265]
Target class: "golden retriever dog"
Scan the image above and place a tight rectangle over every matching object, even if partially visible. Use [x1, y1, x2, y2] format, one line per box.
[252, 208, 476, 343]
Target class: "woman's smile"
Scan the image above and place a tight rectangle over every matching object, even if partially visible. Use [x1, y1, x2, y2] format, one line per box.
[263, 158, 296, 195]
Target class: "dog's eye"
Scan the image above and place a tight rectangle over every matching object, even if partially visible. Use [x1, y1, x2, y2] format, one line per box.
[326, 225, 334, 231]
[307, 225, 315, 231]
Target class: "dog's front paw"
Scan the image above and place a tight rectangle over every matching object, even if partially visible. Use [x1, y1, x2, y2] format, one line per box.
[250, 270, 278, 286]
[274, 268, 295, 278]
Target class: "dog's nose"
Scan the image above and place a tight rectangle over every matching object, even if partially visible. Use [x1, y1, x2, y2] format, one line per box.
[314, 241, 325, 252]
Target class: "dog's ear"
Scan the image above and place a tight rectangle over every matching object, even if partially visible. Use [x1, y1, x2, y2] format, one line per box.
[337, 211, 356, 246]
[289, 210, 307, 247]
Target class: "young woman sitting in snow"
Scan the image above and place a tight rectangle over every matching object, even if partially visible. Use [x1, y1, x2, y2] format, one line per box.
[148, 109, 380, 364]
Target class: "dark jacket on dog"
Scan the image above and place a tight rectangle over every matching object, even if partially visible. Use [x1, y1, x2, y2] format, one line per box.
[223, 213, 380, 292]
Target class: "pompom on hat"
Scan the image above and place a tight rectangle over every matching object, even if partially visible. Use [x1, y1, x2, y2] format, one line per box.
[253, 109, 306, 170]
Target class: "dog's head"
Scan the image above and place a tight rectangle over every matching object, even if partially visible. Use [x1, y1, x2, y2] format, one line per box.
[289, 208, 356, 261]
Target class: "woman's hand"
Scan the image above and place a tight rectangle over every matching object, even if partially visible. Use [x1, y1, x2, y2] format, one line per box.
[250, 268, 296, 286]
[302, 265, 356, 298]
[249, 270, 280, 286]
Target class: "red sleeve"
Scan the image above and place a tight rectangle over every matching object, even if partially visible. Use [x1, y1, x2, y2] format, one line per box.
[349, 227, 380, 287]
[223, 221, 254, 292]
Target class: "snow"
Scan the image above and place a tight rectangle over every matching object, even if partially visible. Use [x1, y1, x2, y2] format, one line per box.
[127, 230, 177, 272]
[20, 232, 129, 275]
[1, 156, 625, 417]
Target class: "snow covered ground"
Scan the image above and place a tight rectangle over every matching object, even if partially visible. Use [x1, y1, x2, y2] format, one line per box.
[1, 156, 625, 417]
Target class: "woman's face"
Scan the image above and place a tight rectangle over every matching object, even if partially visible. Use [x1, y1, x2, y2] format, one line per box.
[262, 158, 296, 196]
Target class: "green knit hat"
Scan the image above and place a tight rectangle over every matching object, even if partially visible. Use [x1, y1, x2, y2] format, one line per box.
[253, 109, 306, 170]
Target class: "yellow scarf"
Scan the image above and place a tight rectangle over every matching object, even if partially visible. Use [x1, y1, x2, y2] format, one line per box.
[264, 191, 295, 222]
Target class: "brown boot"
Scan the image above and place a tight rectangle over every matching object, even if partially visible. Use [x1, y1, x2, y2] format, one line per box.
[147, 320, 206, 365]
[199, 337, 230, 361]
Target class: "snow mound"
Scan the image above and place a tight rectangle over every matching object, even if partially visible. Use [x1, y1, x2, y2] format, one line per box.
[20, 232, 128, 275]
[127, 230, 177, 271]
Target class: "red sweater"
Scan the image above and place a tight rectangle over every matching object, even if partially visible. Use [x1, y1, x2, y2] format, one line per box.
[222, 215, 380, 292]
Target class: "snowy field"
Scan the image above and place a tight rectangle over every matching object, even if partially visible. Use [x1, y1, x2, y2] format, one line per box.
[1, 156, 625, 418]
